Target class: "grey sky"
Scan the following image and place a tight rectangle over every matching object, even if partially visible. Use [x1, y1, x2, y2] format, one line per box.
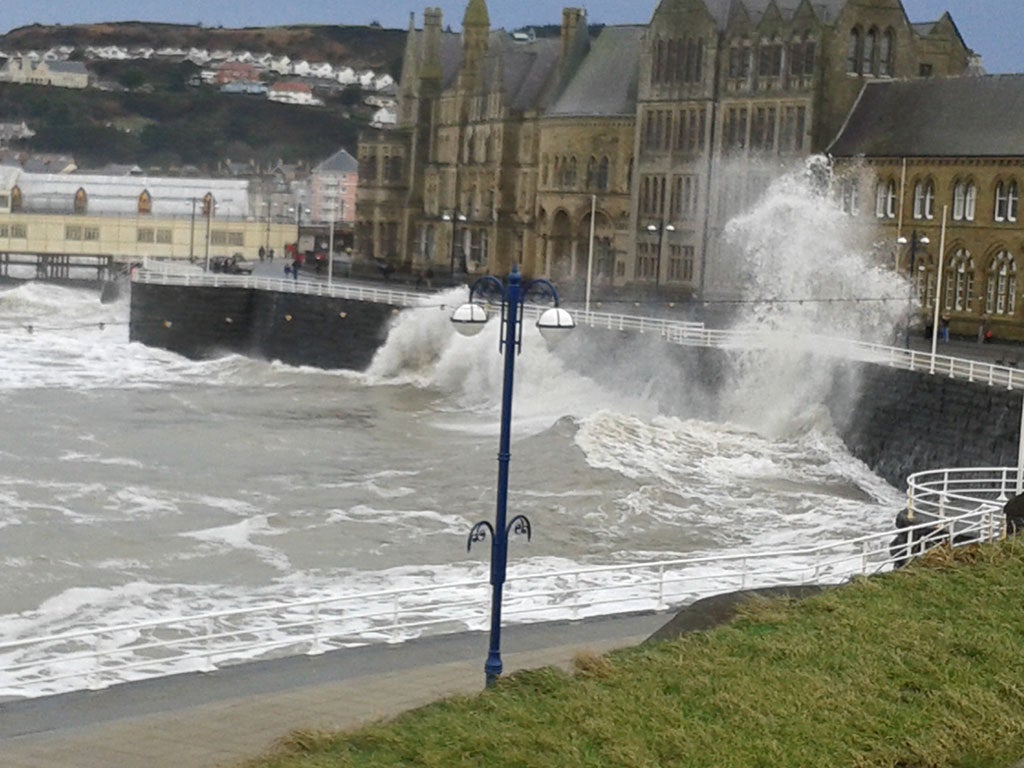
[1, 2, 1017, 74]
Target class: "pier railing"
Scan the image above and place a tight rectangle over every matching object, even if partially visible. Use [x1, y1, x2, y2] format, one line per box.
[0, 466, 1009, 699]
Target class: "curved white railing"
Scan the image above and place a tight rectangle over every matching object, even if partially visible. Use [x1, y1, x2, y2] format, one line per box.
[0, 467, 1009, 700]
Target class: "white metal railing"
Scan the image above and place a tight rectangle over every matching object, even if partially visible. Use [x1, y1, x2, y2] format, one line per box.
[0, 468, 1009, 699]
[132, 267, 1024, 391]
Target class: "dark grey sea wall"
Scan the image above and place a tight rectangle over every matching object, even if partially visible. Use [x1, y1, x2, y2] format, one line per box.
[129, 282, 397, 370]
[129, 284, 1022, 488]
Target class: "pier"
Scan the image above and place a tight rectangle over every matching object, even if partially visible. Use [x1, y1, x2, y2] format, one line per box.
[0, 252, 116, 284]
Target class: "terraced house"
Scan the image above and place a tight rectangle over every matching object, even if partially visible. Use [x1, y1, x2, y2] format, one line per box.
[356, 0, 971, 300]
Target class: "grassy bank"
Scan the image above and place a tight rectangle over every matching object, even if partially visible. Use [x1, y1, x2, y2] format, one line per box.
[247, 541, 1024, 768]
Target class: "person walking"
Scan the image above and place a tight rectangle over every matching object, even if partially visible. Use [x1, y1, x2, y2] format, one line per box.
[292, 259, 301, 281]
[940, 314, 950, 343]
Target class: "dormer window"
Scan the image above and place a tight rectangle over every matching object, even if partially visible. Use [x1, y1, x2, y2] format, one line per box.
[10, 186, 22, 211]
[138, 190, 152, 214]
[74, 187, 87, 214]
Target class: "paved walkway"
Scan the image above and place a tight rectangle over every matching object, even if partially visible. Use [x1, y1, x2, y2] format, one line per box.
[0, 612, 669, 768]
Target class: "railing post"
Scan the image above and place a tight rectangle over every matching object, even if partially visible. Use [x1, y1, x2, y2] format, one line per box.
[309, 602, 323, 655]
[392, 594, 401, 641]
[572, 573, 581, 620]
[657, 565, 665, 610]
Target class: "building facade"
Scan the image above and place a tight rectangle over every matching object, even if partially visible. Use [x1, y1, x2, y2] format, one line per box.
[356, 0, 971, 298]
[0, 168, 294, 264]
[830, 76, 1024, 342]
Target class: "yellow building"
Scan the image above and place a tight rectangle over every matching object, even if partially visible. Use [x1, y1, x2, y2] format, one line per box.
[830, 75, 1024, 342]
[0, 169, 294, 265]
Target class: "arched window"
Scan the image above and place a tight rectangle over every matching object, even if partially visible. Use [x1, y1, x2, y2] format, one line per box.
[74, 187, 87, 214]
[202, 192, 214, 217]
[986, 250, 1017, 316]
[913, 180, 935, 220]
[138, 190, 152, 214]
[863, 28, 877, 75]
[586, 156, 596, 189]
[846, 28, 862, 74]
[11, 185, 22, 211]
[952, 180, 977, 221]
[945, 248, 975, 313]
[653, 38, 665, 84]
[875, 179, 896, 218]
[596, 157, 610, 191]
[993, 180, 1020, 222]
[879, 29, 894, 76]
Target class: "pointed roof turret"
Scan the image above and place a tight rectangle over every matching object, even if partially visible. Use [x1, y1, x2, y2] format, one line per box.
[463, 0, 490, 28]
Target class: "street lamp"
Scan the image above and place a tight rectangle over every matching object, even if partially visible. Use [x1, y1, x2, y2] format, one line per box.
[645, 221, 676, 289]
[897, 230, 930, 347]
[450, 265, 575, 687]
[442, 210, 467, 284]
[202, 194, 215, 272]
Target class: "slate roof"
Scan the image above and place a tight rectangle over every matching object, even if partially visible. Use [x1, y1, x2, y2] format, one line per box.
[314, 148, 358, 174]
[698, 0, 847, 28]
[547, 26, 644, 118]
[828, 75, 1024, 158]
[485, 34, 563, 111]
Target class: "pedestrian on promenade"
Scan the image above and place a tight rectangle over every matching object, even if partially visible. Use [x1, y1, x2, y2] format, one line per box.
[284, 264, 291, 278]
[268, 248, 275, 262]
[940, 314, 950, 343]
[978, 314, 991, 344]
[292, 259, 301, 281]
[258, 245, 266, 262]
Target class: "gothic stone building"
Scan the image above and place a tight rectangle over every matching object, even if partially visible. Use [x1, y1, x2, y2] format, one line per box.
[356, 0, 970, 298]
[830, 76, 1024, 343]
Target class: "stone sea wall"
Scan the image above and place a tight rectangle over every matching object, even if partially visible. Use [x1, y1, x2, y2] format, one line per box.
[129, 282, 398, 371]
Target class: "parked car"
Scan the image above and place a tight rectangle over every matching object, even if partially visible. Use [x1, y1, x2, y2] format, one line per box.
[209, 254, 254, 274]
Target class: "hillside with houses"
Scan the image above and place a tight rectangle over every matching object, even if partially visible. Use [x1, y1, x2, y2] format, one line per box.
[0, 22, 406, 172]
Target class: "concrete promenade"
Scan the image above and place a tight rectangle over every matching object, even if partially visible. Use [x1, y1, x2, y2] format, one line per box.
[1, 612, 670, 768]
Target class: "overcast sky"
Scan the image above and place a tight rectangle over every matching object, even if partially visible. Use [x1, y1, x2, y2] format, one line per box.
[1, 1, 1017, 74]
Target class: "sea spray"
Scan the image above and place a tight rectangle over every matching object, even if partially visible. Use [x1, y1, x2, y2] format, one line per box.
[717, 156, 907, 436]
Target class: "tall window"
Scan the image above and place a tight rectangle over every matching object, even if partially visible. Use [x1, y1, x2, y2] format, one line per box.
[995, 180, 1020, 222]
[11, 185, 22, 211]
[596, 157, 610, 191]
[863, 29, 877, 75]
[986, 251, 1017, 316]
[138, 190, 152, 215]
[846, 28, 862, 74]
[875, 180, 897, 218]
[789, 37, 815, 79]
[728, 45, 750, 79]
[952, 181, 977, 221]
[74, 187, 88, 215]
[878, 29, 894, 76]
[945, 249, 975, 312]
[840, 179, 859, 215]
[913, 180, 935, 220]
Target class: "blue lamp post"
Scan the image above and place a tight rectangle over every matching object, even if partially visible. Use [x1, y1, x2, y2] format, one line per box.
[450, 265, 575, 687]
